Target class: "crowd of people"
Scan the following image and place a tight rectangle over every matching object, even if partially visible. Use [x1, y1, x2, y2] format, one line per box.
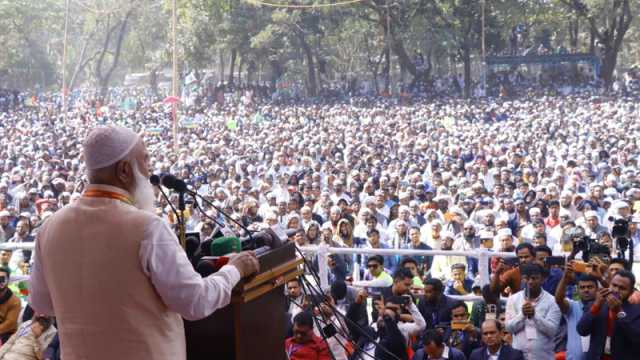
[0, 68, 639, 359]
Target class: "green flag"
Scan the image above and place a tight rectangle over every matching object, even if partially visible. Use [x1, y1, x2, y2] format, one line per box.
[226, 118, 238, 130]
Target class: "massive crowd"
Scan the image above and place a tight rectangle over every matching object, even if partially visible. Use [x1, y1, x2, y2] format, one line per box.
[0, 67, 639, 359]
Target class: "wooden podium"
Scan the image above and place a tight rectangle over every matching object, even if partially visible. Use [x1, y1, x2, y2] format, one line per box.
[185, 242, 303, 360]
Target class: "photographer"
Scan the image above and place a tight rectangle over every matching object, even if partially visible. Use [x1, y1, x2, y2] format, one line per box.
[490, 243, 536, 296]
[577, 270, 640, 360]
[555, 261, 599, 360]
[444, 301, 481, 358]
[346, 289, 409, 360]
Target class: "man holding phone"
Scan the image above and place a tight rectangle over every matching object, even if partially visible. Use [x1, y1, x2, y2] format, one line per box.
[490, 243, 536, 296]
[555, 261, 598, 360]
[577, 270, 640, 360]
[445, 301, 481, 358]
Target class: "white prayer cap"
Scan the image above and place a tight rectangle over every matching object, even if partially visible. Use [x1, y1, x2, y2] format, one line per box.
[584, 210, 598, 219]
[83, 125, 139, 170]
[497, 228, 512, 237]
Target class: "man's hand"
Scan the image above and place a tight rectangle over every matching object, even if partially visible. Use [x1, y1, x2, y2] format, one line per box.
[594, 288, 611, 308]
[606, 292, 623, 311]
[228, 251, 260, 278]
[589, 257, 607, 280]
[564, 261, 576, 282]
[495, 259, 508, 275]
[522, 302, 535, 319]
[355, 289, 368, 305]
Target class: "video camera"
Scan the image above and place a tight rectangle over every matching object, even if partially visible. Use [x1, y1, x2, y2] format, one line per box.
[562, 225, 609, 262]
[609, 216, 633, 264]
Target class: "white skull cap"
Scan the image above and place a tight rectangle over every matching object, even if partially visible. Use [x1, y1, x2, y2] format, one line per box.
[83, 125, 139, 170]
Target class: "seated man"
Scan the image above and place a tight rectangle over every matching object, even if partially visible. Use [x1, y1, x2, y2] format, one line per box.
[0, 315, 57, 360]
[418, 278, 457, 330]
[469, 319, 524, 360]
[353, 255, 393, 296]
[285, 311, 331, 360]
[445, 263, 474, 296]
[0, 267, 21, 343]
[431, 234, 467, 282]
[413, 329, 466, 360]
[399, 257, 425, 289]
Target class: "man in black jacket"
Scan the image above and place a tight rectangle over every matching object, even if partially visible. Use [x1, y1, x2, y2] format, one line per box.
[469, 319, 524, 360]
[577, 270, 640, 360]
[418, 278, 456, 330]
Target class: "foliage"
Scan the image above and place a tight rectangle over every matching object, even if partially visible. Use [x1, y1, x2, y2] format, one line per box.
[0, 0, 637, 93]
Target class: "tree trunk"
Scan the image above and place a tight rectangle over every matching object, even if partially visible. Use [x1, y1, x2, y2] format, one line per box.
[218, 49, 225, 84]
[149, 68, 159, 99]
[237, 56, 244, 84]
[589, 27, 596, 54]
[95, 10, 133, 101]
[298, 34, 317, 97]
[383, 47, 390, 94]
[228, 49, 237, 85]
[463, 46, 471, 98]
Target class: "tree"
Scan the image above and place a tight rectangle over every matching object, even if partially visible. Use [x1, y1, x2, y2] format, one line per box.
[561, 0, 635, 88]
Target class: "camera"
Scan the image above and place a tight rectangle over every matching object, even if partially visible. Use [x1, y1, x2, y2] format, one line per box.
[609, 216, 632, 263]
[562, 225, 600, 261]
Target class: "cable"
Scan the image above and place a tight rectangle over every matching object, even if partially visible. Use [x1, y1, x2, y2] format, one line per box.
[246, 0, 363, 8]
[189, 193, 226, 229]
[295, 247, 402, 360]
[298, 275, 385, 360]
[155, 185, 184, 245]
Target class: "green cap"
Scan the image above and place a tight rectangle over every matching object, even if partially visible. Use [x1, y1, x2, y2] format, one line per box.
[210, 236, 241, 256]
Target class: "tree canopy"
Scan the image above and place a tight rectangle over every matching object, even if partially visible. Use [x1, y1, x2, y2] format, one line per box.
[0, 0, 637, 96]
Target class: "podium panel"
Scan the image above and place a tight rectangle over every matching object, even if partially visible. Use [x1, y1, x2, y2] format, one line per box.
[185, 243, 302, 360]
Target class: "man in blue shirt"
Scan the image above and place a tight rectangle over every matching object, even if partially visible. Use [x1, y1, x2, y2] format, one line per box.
[554, 261, 598, 360]
[534, 245, 562, 294]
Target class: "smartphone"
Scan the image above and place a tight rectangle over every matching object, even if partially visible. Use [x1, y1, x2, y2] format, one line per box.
[573, 261, 588, 273]
[524, 284, 530, 300]
[504, 257, 520, 267]
[485, 304, 497, 320]
[402, 294, 413, 306]
[451, 320, 470, 331]
[545, 256, 566, 266]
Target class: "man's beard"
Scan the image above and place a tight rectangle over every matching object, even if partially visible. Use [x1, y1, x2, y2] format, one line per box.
[132, 164, 155, 213]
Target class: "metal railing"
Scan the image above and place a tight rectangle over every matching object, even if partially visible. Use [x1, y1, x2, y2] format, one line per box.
[299, 245, 518, 301]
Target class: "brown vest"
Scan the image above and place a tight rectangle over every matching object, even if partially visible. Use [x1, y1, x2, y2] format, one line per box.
[37, 185, 185, 360]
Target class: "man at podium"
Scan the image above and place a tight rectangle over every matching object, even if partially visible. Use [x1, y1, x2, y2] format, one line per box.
[29, 125, 259, 360]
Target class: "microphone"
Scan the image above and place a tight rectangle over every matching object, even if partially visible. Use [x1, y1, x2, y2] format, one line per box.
[160, 174, 188, 192]
[149, 174, 161, 186]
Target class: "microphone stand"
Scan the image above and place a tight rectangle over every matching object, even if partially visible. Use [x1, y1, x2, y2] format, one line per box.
[177, 191, 186, 250]
[185, 190, 255, 247]
[190, 194, 226, 229]
[153, 183, 186, 249]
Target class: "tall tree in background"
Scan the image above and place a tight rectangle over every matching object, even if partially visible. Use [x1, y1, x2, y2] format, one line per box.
[561, 0, 634, 88]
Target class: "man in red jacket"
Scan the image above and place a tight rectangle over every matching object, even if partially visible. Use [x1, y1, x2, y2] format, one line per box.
[285, 311, 331, 360]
